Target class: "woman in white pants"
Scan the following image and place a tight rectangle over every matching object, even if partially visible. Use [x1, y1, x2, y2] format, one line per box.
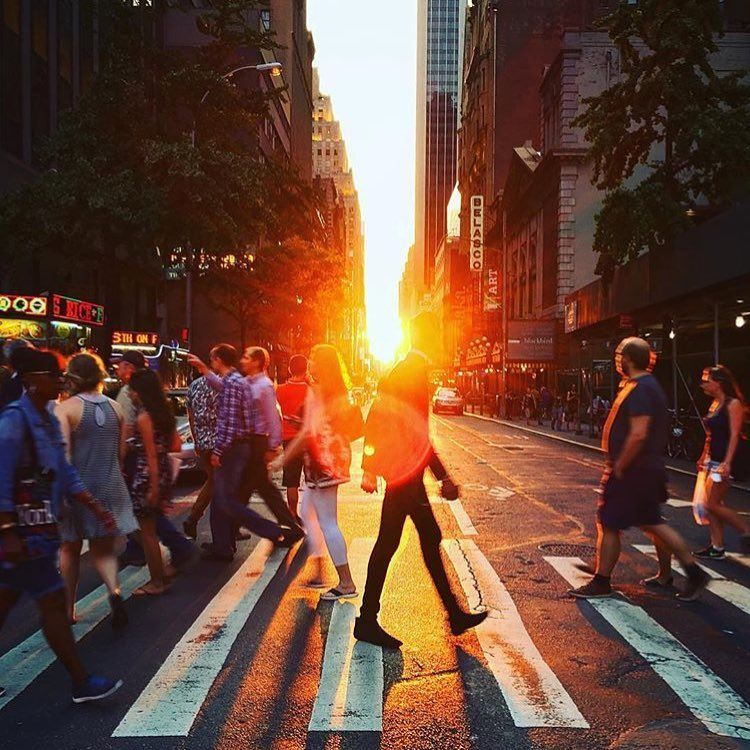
[275, 345, 360, 600]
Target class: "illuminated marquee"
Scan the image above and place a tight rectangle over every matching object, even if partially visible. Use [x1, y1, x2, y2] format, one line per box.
[112, 331, 159, 349]
[51, 294, 105, 327]
[470, 195, 484, 272]
[0, 294, 48, 317]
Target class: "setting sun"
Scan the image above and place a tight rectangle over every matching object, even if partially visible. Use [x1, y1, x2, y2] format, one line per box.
[366, 307, 404, 364]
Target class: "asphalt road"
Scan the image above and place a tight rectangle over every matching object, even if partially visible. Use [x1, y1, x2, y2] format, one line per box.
[2, 413, 750, 750]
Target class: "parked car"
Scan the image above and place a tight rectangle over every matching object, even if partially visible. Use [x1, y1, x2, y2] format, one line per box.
[167, 388, 199, 474]
[432, 387, 464, 415]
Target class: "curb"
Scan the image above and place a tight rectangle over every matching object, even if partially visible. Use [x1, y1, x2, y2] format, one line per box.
[461, 411, 750, 494]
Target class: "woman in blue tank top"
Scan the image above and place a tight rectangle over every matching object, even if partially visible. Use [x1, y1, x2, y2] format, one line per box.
[694, 366, 750, 559]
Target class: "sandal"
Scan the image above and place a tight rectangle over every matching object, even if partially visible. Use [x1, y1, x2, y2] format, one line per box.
[320, 587, 357, 601]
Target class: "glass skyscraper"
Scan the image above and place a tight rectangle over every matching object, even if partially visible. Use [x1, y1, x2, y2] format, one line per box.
[415, 0, 461, 289]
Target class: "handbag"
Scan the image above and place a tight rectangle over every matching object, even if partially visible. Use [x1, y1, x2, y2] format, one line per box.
[692, 470, 710, 526]
[0, 407, 60, 564]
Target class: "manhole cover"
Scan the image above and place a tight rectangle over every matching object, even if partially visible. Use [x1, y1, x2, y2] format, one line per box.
[538, 542, 596, 557]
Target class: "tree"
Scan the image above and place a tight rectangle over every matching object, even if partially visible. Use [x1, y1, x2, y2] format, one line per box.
[574, 0, 750, 281]
[0, 0, 344, 346]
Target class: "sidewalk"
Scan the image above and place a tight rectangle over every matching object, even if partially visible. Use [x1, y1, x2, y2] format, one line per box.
[463, 410, 750, 494]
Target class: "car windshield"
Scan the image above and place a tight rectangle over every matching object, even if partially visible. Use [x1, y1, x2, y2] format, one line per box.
[437, 388, 459, 399]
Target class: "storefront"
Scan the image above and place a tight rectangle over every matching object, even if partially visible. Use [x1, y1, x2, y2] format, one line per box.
[110, 330, 191, 390]
[0, 292, 105, 354]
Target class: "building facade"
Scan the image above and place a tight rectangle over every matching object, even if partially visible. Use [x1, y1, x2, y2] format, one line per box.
[415, 0, 462, 294]
[312, 70, 367, 375]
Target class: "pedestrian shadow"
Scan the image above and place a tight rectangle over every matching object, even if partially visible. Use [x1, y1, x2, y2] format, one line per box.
[305, 604, 405, 750]
[455, 646, 534, 750]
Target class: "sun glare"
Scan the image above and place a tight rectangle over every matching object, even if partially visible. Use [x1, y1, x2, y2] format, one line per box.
[366, 310, 403, 365]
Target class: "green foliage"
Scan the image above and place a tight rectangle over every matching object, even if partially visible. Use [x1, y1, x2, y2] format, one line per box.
[0, 0, 344, 344]
[573, 0, 750, 280]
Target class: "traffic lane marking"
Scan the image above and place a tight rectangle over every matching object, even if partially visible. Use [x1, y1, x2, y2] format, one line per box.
[633, 544, 750, 618]
[308, 537, 383, 732]
[444, 539, 588, 728]
[546, 555, 750, 739]
[0, 565, 149, 711]
[112, 542, 289, 737]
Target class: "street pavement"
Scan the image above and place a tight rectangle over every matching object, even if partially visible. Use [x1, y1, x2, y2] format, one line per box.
[2, 413, 750, 749]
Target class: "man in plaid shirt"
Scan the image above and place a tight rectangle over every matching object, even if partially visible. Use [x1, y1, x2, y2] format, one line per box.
[195, 344, 282, 561]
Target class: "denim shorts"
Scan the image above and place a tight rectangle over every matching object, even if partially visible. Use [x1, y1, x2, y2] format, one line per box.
[0, 553, 64, 600]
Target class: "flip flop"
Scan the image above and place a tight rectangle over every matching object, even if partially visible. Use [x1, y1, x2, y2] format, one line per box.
[320, 588, 357, 601]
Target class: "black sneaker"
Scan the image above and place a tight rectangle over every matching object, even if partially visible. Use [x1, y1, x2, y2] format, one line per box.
[449, 610, 488, 636]
[109, 594, 128, 630]
[677, 566, 710, 602]
[72, 676, 123, 704]
[569, 577, 613, 599]
[353, 618, 402, 649]
[693, 545, 725, 560]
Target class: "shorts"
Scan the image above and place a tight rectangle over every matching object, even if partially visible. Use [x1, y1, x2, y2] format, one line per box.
[0, 553, 64, 600]
[597, 468, 667, 530]
[282, 440, 304, 489]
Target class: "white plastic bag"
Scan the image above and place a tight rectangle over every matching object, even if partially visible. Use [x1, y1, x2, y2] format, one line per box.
[692, 470, 710, 526]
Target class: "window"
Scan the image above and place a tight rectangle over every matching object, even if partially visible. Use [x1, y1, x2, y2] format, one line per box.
[260, 9, 271, 31]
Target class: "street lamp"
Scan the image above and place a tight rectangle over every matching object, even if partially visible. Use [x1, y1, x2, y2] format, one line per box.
[184, 61, 283, 348]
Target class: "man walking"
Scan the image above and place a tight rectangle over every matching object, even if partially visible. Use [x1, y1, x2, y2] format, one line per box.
[354, 313, 487, 649]
[115, 351, 195, 568]
[569, 337, 709, 601]
[199, 344, 283, 561]
[275, 355, 309, 522]
[241, 347, 305, 544]
[183, 369, 218, 539]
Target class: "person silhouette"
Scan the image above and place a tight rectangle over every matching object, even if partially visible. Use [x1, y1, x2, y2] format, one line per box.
[354, 312, 487, 649]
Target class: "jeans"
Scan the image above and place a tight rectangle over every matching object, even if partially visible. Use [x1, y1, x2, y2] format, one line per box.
[242, 435, 301, 532]
[188, 450, 215, 522]
[360, 475, 459, 622]
[210, 441, 282, 557]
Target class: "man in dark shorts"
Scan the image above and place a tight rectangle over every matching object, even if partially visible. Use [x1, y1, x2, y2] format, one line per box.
[570, 337, 709, 601]
[276, 355, 309, 522]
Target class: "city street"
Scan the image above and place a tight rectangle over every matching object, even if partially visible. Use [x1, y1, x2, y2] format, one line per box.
[2, 414, 750, 750]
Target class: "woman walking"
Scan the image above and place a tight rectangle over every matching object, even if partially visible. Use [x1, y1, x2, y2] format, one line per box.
[56, 353, 138, 627]
[0, 349, 122, 702]
[275, 345, 361, 600]
[693, 365, 750, 559]
[128, 369, 182, 596]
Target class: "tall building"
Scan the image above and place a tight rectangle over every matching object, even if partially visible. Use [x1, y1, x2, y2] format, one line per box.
[415, 0, 461, 291]
[312, 70, 367, 374]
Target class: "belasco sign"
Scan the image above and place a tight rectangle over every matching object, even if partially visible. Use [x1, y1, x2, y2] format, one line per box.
[470, 195, 484, 272]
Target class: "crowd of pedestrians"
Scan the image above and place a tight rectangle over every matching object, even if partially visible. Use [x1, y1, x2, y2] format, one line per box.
[0, 323, 747, 706]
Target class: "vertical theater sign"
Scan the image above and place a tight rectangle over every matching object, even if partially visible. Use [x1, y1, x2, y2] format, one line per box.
[470, 195, 484, 272]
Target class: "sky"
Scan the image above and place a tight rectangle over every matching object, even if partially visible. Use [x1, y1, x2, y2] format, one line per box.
[307, 1, 417, 363]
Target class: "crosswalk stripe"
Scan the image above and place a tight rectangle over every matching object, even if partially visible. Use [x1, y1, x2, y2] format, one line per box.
[545, 556, 750, 739]
[0, 565, 149, 711]
[308, 537, 383, 732]
[112, 543, 289, 737]
[448, 500, 477, 536]
[444, 540, 588, 728]
[727, 552, 750, 570]
[633, 544, 750, 616]
[666, 498, 692, 508]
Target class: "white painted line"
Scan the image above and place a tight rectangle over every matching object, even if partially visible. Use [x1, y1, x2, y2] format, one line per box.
[489, 486, 515, 500]
[113, 544, 288, 737]
[444, 540, 588, 729]
[309, 537, 382, 732]
[633, 544, 750, 617]
[666, 498, 693, 509]
[448, 500, 478, 536]
[0, 565, 149, 711]
[727, 552, 750, 569]
[546, 556, 750, 739]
